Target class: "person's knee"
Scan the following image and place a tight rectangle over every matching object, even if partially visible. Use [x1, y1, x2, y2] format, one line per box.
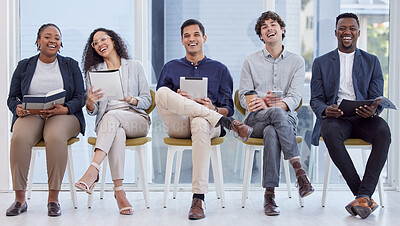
[155, 86, 170, 105]
[375, 121, 391, 144]
[191, 117, 211, 135]
[263, 126, 277, 139]
[321, 119, 341, 138]
[269, 107, 287, 122]
[43, 133, 67, 145]
[115, 127, 125, 140]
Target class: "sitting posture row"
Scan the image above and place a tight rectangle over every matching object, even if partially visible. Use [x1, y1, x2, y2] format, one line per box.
[6, 11, 390, 221]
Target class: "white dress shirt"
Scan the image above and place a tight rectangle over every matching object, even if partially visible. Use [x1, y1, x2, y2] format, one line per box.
[337, 50, 356, 105]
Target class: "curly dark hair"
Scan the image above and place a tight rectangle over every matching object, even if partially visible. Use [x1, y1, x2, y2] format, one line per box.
[35, 23, 63, 51]
[82, 28, 130, 73]
[336, 12, 359, 27]
[255, 11, 286, 42]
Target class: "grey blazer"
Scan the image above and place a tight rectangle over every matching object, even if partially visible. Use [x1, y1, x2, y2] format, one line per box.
[86, 58, 151, 131]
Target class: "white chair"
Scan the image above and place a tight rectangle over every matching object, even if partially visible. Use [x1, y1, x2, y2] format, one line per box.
[240, 137, 304, 208]
[319, 138, 384, 207]
[86, 89, 156, 209]
[27, 137, 79, 209]
[163, 137, 226, 208]
[87, 137, 151, 209]
[233, 90, 304, 208]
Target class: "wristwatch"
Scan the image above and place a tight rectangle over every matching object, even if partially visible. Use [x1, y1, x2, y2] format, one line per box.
[214, 105, 218, 113]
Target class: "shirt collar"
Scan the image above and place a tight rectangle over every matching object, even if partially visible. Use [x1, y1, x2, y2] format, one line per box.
[337, 49, 355, 57]
[262, 45, 287, 59]
[182, 56, 208, 66]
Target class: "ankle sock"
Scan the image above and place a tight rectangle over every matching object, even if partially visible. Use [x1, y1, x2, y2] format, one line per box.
[193, 193, 205, 201]
[217, 116, 234, 129]
[290, 157, 306, 178]
[355, 195, 370, 199]
[264, 187, 275, 196]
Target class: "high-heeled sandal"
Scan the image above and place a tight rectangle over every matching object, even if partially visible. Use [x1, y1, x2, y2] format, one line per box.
[114, 186, 134, 215]
[75, 162, 100, 194]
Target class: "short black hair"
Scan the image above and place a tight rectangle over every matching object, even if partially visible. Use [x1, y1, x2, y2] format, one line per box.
[255, 11, 286, 41]
[35, 23, 63, 51]
[336, 13, 360, 27]
[180, 19, 205, 37]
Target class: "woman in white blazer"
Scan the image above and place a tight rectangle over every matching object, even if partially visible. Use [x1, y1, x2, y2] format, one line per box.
[75, 28, 151, 215]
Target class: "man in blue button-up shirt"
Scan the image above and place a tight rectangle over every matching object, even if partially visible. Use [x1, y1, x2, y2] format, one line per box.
[156, 19, 252, 220]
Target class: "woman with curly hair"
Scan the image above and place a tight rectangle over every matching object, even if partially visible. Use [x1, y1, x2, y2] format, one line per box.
[75, 28, 151, 215]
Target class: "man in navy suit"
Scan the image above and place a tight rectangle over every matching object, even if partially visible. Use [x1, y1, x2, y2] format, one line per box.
[310, 13, 391, 219]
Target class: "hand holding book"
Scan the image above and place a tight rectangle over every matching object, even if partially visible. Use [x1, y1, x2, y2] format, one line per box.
[354, 99, 381, 118]
[338, 96, 397, 117]
[22, 88, 66, 116]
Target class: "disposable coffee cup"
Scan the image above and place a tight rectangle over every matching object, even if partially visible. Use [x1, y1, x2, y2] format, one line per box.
[244, 90, 258, 112]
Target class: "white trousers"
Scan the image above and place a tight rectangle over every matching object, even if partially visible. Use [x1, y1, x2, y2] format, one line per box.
[156, 87, 222, 193]
[95, 109, 149, 180]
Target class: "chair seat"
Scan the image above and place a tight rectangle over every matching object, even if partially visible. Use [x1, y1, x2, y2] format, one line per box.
[163, 137, 226, 146]
[87, 137, 151, 146]
[319, 137, 371, 146]
[241, 136, 302, 146]
[34, 137, 80, 147]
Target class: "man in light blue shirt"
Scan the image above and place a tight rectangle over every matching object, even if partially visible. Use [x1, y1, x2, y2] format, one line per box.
[239, 11, 313, 216]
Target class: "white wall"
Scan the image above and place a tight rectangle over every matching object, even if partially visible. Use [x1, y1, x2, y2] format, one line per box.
[0, 0, 14, 191]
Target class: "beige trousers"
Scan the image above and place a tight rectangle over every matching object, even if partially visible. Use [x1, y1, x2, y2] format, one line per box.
[10, 115, 80, 191]
[95, 109, 149, 180]
[156, 87, 222, 194]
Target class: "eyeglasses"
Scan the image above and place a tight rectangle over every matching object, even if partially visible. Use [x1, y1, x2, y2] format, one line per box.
[91, 35, 111, 48]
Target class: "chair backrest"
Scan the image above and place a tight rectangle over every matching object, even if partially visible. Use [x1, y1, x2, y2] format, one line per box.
[145, 89, 156, 114]
[234, 89, 302, 116]
[234, 90, 246, 116]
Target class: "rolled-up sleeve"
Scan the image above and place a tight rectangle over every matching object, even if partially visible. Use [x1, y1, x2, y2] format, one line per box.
[217, 66, 234, 117]
[282, 57, 305, 111]
[133, 61, 151, 110]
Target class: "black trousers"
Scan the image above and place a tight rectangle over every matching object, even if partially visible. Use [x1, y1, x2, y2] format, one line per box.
[321, 116, 391, 197]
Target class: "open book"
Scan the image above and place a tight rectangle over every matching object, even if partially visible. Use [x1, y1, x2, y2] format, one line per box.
[88, 69, 124, 100]
[22, 88, 66, 115]
[339, 96, 397, 117]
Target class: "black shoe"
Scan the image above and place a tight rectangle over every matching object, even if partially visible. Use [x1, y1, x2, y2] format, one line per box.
[47, 202, 61, 217]
[6, 201, 28, 216]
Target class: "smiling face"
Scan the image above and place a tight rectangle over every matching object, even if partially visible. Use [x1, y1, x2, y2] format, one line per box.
[92, 31, 116, 58]
[181, 24, 207, 56]
[335, 17, 360, 53]
[259, 18, 284, 45]
[37, 26, 61, 58]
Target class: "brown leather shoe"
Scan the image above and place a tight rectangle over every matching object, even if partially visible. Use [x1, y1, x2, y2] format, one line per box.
[296, 174, 314, 198]
[6, 202, 27, 216]
[230, 119, 253, 142]
[188, 198, 205, 220]
[264, 194, 280, 216]
[370, 198, 379, 213]
[345, 199, 358, 216]
[351, 197, 372, 219]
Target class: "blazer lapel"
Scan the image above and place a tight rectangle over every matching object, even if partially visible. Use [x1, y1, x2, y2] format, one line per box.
[57, 55, 69, 90]
[352, 49, 361, 99]
[22, 55, 40, 95]
[331, 50, 340, 103]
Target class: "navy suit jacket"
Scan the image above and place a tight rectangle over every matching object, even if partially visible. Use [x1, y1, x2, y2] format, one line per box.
[310, 48, 384, 145]
[7, 54, 86, 134]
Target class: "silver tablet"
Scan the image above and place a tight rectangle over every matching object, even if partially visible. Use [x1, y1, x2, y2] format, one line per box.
[179, 77, 208, 99]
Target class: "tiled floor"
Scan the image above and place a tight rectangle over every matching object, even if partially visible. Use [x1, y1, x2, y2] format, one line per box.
[1, 189, 399, 226]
